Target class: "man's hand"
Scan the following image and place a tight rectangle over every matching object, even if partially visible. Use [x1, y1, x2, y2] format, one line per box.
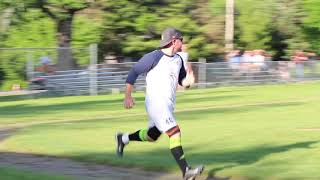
[124, 95, 135, 109]
[182, 63, 195, 88]
[124, 83, 135, 109]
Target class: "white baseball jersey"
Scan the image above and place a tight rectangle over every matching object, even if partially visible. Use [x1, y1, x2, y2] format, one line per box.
[126, 50, 188, 132]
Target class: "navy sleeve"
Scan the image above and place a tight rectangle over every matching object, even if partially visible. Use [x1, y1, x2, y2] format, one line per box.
[178, 55, 187, 86]
[126, 50, 163, 85]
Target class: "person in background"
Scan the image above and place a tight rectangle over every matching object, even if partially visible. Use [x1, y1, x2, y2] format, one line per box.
[37, 56, 55, 74]
[292, 50, 308, 79]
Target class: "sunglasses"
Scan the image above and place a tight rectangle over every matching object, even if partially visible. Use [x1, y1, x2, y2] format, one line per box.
[173, 38, 183, 43]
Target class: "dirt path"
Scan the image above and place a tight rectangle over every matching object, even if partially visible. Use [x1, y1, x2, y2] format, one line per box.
[0, 129, 215, 180]
[0, 152, 182, 180]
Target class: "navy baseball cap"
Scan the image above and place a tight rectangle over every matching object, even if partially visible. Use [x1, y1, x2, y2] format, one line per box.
[159, 27, 183, 47]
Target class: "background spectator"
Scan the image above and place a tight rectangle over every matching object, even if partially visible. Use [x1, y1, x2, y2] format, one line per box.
[292, 50, 308, 79]
[36, 56, 55, 75]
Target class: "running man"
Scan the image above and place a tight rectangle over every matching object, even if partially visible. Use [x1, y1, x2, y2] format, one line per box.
[116, 27, 204, 180]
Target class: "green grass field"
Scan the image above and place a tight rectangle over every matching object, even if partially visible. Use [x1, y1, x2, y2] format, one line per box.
[1, 83, 320, 179]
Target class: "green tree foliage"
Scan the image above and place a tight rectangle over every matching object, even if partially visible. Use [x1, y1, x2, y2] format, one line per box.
[100, 0, 216, 60]
[1, 0, 320, 89]
[0, 10, 56, 90]
[36, 0, 92, 70]
[192, 0, 225, 56]
[231, 0, 314, 59]
[302, 0, 320, 54]
[0, 0, 94, 70]
[0, 1, 102, 90]
[72, 14, 103, 66]
[271, 0, 310, 58]
[235, 0, 273, 51]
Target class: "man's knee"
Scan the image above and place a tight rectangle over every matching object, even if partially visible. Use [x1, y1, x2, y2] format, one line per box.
[166, 126, 181, 138]
[147, 126, 162, 142]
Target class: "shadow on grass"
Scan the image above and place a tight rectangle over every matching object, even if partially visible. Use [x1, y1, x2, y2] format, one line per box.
[0, 97, 145, 118]
[177, 95, 242, 104]
[183, 88, 250, 96]
[0, 96, 242, 118]
[0, 128, 18, 143]
[0, 95, 243, 119]
[0, 138, 317, 180]
[202, 141, 318, 179]
[0, 91, 62, 102]
[67, 140, 317, 180]
[176, 101, 305, 118]
[0, 100, 305, 129]
[0, 94, 30, 102]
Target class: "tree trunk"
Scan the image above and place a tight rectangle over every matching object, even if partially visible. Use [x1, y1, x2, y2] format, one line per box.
[56, 15, 75, 71]
[0, 8, 14, 34]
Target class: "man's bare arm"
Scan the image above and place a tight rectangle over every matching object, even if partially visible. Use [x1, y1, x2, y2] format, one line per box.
[124, 83, 135, 109]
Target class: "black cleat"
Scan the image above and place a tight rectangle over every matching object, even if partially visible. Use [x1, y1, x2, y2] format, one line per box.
[184, 165, 204, 180]
[115, 133, 125, 157]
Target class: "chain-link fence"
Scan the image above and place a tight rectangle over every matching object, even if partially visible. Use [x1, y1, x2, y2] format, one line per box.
[29, 62, 146, 96]
[27, 58, 320, 96]
[192, 60, 320, 88]
[1, 44, 319, 97]
[0, 45, 92, 92]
